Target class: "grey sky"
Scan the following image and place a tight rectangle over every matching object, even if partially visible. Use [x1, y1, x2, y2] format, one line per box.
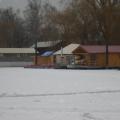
[0, 0, 65, 10]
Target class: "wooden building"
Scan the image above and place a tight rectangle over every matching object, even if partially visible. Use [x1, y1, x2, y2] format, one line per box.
[32, 40, 61, 66]
[33, 51, 54, 67]
[54, 44, 79, 65]
[73, 45, 120, 67]
[32, 41, 76, 66]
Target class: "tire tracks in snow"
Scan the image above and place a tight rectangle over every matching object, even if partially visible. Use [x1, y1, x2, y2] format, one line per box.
[0, 89, 120, 98]
[82, 113, 104, 120]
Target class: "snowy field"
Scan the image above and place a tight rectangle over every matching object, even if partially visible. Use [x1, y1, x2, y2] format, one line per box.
[0, 68, 120, 120]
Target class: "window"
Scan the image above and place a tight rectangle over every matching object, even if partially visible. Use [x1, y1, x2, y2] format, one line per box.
[90, 54, 96, 61]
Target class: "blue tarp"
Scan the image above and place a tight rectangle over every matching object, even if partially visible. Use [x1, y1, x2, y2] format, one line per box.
[41, 51, 53, 56]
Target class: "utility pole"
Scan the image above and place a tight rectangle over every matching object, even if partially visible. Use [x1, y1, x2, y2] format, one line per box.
[61, 39, 63, 57]
[59, 26, 64, 64]
[35, 39, 38, 65]
[105, 42, 109, 67]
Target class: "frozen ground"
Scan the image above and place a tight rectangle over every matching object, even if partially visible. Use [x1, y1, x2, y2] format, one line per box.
[0, 68, 120, 120]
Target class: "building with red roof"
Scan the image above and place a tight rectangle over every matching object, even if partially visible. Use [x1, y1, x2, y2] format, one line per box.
[73, 45, 120, 67]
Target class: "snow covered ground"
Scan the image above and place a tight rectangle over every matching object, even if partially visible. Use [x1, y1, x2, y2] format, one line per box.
[0, 67, 120, 120]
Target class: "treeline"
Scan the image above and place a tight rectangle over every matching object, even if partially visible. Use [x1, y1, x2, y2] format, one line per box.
[53, 0, 120, 45]
[0, 0, 59, 47]
[0, 0, 120, 48]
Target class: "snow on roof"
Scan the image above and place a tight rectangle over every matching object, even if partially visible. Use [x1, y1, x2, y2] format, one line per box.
[0, 48, 35, 54]
[74, 45, 120, 53]
[54, 44, 80, 55]
[31, 40, 61, 48]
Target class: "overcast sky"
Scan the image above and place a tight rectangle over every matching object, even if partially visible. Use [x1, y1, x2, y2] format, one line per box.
[0, 0, 66, 10]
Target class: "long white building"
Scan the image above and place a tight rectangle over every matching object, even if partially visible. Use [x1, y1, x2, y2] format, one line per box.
[0, 48, 35, 67]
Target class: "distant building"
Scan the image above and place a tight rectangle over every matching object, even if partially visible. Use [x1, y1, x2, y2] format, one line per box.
[31, 40, 61, 55]
[31, 40, 63, 66]
[54, 44, 79, 65]
[0, 48, 35, 58]
[0, 48, 35, 61]
[0, 48, 35, 67]
[73, 45, 120, 67]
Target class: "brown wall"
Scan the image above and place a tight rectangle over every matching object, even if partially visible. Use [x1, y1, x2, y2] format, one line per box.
[74, 53, 120, 67]
[33, 56, 54, 65]
[86, 53, 120, 67]
[109, 53, 120, 67]
[34, 53, 120, 67]
[96, 53, 120, 67]
[96, 54, 106, 66]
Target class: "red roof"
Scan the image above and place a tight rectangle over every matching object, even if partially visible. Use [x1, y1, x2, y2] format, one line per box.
[79, 45, 120, 53]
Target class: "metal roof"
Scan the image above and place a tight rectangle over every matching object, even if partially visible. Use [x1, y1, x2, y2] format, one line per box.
[31, 40, 61, 48]
[0, 48, 35, 54]
[54, 44, 80, 55]
[74, 45, 120, 53]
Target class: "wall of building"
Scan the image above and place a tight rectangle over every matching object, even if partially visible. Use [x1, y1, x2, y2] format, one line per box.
[0, 62, 33, 67]
[88, 53, 120, 67]
[74, 53, 120, 67]
[0, 53, 34, 67]
[95, 54, 106, 66]
[33, 56, 54, 66]
[109, 53, 120, 67]
[54, 55, 75, 65]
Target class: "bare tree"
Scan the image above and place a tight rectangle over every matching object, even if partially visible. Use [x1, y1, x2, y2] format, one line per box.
[0, 8, 26, 47]
[24, 0, 42, 46]
[83, 0, 120, 65]
[52, 0, 120, 66]
[40, 2, 59, 43]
